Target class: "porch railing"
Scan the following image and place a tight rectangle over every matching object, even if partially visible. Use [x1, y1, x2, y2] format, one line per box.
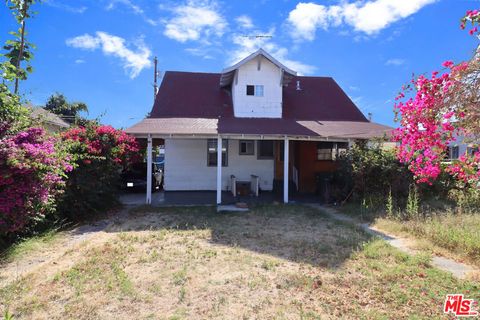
[251, 175, 259, 197]
[293, 166, 299, 191]
[230, 175, 237, 196]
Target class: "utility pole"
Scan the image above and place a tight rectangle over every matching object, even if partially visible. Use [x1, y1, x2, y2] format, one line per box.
[153, 56, 158, 102]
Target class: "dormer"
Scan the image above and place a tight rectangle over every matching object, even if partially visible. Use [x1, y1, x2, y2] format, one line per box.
[220, 49, 296, 118]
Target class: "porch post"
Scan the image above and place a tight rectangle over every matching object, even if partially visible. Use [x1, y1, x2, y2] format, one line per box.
[146, 134, 152, 204]
[283, 136, 289, 203]
[216, 135, 222, 204]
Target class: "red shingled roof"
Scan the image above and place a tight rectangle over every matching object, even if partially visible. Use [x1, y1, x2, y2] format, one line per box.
[127, 71, 392, 139]
[150, 71, 368, 122]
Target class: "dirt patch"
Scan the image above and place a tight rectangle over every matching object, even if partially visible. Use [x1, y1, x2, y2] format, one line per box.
[1, 205, 478, 319]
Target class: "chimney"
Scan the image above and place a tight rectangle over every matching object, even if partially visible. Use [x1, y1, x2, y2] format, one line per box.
[368, 112, 373, 121]
[296, 80, 302, 91]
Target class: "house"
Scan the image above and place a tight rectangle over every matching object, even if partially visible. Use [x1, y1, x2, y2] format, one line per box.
[126, 49, 392, 205]
[29, 106, 70, 132]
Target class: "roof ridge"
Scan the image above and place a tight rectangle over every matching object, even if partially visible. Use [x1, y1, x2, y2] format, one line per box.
[165, 70, 221, 75]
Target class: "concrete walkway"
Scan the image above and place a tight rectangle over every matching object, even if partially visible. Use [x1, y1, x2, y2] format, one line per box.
[308, 204, 477, 279]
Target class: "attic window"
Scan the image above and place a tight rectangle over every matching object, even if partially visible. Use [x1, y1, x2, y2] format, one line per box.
[246, 85, 264, 97]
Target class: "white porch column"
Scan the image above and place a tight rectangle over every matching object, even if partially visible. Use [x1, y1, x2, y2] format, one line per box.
[283, 136, 289, 203]
[216, 136, 222, 204]
[146, 134, 153, 204]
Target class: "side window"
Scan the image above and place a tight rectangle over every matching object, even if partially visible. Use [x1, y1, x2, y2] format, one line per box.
[257, 140, 274, 159]
[246, 85, 255, 96]
[316, 142, 349, 161]
[207, 139, 228, 166]
[239, 140, 255, 155]
[445, 146, 459, 160]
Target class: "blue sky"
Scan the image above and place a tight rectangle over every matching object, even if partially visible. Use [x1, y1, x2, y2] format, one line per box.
[1, 0, 479, 128]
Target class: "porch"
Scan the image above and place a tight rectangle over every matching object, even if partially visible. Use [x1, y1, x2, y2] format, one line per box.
[138, 135, 350, 206]
[120, 190, 325, 207]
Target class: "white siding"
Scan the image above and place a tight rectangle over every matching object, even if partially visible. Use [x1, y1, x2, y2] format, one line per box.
[231, 56, 283, 118]
[164, 139, 274, 191]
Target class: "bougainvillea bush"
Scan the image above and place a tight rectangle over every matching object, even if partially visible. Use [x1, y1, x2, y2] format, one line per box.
[394, 10, 480, 190]
[58, 123, 140, 220]
[0, 123, 73, 236]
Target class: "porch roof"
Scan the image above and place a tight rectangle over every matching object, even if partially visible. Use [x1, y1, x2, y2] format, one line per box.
[125, 117, 392, 140]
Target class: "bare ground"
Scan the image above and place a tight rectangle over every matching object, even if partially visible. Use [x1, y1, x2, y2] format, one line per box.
[1, 205, 478, 319]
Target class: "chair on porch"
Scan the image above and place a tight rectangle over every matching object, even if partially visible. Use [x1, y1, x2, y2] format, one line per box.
[230, 175, 260, 197]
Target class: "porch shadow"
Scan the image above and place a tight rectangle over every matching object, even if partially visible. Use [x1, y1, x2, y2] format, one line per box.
[106, 204, 373, 269]
[162, 191, 324, 206]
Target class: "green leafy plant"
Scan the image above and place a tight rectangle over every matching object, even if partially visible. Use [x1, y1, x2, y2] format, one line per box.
[406, 184, 420, 220]
[386, 188, 394, 218]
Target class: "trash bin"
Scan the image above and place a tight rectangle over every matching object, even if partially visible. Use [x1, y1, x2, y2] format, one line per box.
[315, 173, 333, 203]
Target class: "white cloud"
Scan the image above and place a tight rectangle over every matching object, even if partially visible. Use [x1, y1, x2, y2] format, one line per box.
[385, 58, 406, 66]
[287, 3, 342, 41]
[288, 0, 437, 41]
[66, 32, 151, 78]
[106, 0, 159, 26]
[230, 28, 315, 75]
[44, 0, 87, 13]
[163, 1, 227, 43]
[66, 34, 100, 50]
[74, 59, 86, 64]
[106, 0, 143, 15]
[236, 15, 254, 29]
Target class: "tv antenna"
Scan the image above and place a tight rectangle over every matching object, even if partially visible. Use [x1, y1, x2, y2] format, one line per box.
[241, 34, 273, 39]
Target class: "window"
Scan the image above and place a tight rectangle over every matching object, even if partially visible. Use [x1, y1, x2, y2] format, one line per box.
[207, 139, 228, 166]
[255, 85, 264, 97]
[257, 140, 274, 159]
[316, 142, 349, 161]
[467, 146, 479, 156]
[246, 85, 264, 97]
[317, 142, 334, 160]
[445, 146, 459, 161]
[239, 140, 254, 155]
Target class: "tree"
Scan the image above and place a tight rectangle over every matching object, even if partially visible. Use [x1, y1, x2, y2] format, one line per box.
[44, 93, 89, 124]
[393, 9, 480, 187]
[3, 0, 37, 94]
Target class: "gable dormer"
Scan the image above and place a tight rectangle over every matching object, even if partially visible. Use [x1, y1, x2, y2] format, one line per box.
[220, 49, 296, 118]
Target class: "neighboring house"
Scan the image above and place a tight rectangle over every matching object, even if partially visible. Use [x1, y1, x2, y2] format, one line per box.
[29, 107, 70, 133]
[445, 134, 478, 161]
[126, 49, 392, 204]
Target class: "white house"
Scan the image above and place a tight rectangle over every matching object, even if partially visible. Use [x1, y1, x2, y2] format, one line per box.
[126, 49, 392, 205]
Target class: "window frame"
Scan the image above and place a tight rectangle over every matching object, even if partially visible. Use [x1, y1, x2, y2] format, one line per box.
[207, 139, 228, 167]
[239, 140, 255, 156]
[257, 140, 274, 160]
[246, 84, 264, 97]
[316, 142, 349, 161]
[254, 85, 264, 97]
[246, 85, 255, 96]
[447, 146, 459, 160]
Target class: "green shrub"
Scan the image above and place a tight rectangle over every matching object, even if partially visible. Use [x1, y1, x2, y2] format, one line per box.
[333, 140, 413, 204]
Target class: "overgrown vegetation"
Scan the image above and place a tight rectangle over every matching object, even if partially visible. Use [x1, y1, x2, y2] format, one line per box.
[0, 2, 140, 248]
[375, 213, 480, 267]
[1, 205, 478, 319]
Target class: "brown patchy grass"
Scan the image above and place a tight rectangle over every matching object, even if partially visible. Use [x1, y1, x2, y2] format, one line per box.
[0, 205, 479, 319]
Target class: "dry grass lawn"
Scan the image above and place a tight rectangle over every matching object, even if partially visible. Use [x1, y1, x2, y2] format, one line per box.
[1, 205, 479, 319]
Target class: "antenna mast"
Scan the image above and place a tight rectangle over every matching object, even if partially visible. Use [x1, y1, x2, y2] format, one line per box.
[153, 56, 158, 102]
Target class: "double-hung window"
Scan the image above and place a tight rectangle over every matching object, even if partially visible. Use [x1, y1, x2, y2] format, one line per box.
[207, 139, 228, 166]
